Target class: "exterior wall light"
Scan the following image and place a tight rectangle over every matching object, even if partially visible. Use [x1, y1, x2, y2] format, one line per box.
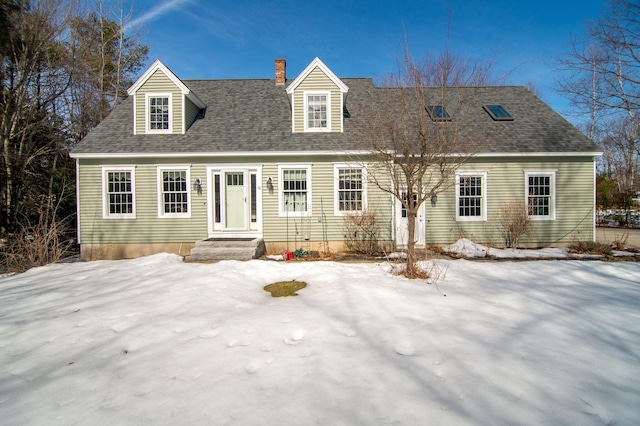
[430, 193, 438, 207]
[267, 177, 274, 193]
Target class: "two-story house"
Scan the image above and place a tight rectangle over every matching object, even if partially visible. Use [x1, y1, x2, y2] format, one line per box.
[70, 57, 601, 260]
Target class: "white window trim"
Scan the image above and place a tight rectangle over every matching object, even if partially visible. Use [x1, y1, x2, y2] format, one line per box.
[102, 166, 136, 219]
[157, 165, 191, 218]
[145, 93, 173, 134]
[525, 170, 556, 221]
[455, 171, 488, 222]
[303, 91, 331, 132]
[278, 164, 312, 217]
[333, 163, 367, 216]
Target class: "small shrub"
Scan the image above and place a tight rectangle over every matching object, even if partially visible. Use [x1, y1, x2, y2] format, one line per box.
[611, 233, 629, 250]
[568, 240, 613, 256]
[0, 195, 75, 272]
[499, 200, 531, 248]
[342, 210, 380, 255]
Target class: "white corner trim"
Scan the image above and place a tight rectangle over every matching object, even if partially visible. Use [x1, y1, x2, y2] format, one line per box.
[131, 94, 137, 135]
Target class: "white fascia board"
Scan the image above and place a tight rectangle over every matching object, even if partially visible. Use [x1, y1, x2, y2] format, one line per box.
[286, 57, 349, 95]
[70, 150, 603, 159]
[127, 59, 206, 109]
[475, 151, 603, 157]
[69, 150, 372, 159]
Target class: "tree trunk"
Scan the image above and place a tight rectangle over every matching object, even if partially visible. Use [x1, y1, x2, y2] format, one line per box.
[406, 210, 417, 276]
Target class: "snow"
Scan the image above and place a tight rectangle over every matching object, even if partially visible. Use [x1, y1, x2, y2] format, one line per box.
[443, 237, 638, 259]
[1, 253, 639, 425]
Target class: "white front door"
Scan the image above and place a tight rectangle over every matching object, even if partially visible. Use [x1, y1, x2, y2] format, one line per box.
[395, 191, 426, 248]
[208, 167, 262, 237]
[224, 171, 246, 229]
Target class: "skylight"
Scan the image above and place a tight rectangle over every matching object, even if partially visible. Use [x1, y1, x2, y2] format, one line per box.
[484, 104, 513, 121]
[426, 105, 451, 121]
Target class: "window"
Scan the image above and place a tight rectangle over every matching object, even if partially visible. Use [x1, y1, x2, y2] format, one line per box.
[526, 171, 556, 220]
[158, 167, 190, 218]
[334, 165, 366, 214]
[279, 165, 311, 216]
[214, 174, 221, 224]
[146, 94, 172, 133]
[484, 104, 513, 121]
[102, 167, 135, 219]
[304, 92, 330, 131]
[427, 105, 452, 121]
[456, 171, 487, 221]
[250, 173, 257, 223]
[401, 191, 418, 218]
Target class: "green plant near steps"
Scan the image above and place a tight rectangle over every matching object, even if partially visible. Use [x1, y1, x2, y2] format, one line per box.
[294, 247, 308, 258]
[264, 280, 307, 297]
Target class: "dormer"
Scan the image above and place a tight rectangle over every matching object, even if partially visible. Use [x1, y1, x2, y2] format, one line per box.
[286, 57, 349, 133]
[127, 59, 205, 135]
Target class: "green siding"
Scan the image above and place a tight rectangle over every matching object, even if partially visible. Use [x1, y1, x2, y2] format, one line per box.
[78, 158, 209, 244]
[134, 69, 184, 134]
[424, 156, 596, 245]
[78, 155, 393, 246]
[292, 67, 343, 133]
[78, 155, 596, 248]
[261, 160, 393, 245]
[185, 97, 200, 130]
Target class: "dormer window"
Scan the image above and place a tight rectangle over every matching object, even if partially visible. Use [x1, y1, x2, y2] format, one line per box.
[146, 93, 172, 133]
[304, 91, 331, 131]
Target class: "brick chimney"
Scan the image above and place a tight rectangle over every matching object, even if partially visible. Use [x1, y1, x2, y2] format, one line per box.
[275, 58, 286, 85]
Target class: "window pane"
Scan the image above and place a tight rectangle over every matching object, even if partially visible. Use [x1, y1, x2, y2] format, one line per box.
[150, 97, 169, 130]
[528, 175, 551, 216]
[106, 171, 133, 215]
[214, 174, 221, 223]
[307, 95, 327, 128]
[162, 170, 188, 214]
[338, 168, 363, 211]
[283, 169, 308, 212]
[250, 174, 257, 222]
[458, 175, 482, 217]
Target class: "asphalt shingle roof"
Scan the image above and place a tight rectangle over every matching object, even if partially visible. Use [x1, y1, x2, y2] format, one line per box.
[71, 78, 601, 156]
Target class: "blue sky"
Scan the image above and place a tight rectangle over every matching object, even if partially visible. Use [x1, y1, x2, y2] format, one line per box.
[125, 0, 605, 121]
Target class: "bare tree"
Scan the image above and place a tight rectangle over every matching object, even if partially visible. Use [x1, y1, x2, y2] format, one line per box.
[0, 0, 71, 233]
[67, 0, 148, 143]
[361, 46, 498, 277]
[556, 0, 640, 201]
[600, 116, 640, 201]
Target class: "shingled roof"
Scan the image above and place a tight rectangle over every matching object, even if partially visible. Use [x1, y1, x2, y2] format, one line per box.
[71, 78, 601, 156]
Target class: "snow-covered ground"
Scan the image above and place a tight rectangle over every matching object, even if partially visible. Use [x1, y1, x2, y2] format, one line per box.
[443, 238, 638, 258]
[1, 254, 639, 425]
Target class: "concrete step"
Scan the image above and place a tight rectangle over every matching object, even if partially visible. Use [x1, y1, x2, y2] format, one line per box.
[185, 238, 266, 262]
[195, 238, 259, 248]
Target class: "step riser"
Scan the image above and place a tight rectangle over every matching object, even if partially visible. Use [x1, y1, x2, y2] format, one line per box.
[186, 238, 265, 262]
[196, 240, 259, 248]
